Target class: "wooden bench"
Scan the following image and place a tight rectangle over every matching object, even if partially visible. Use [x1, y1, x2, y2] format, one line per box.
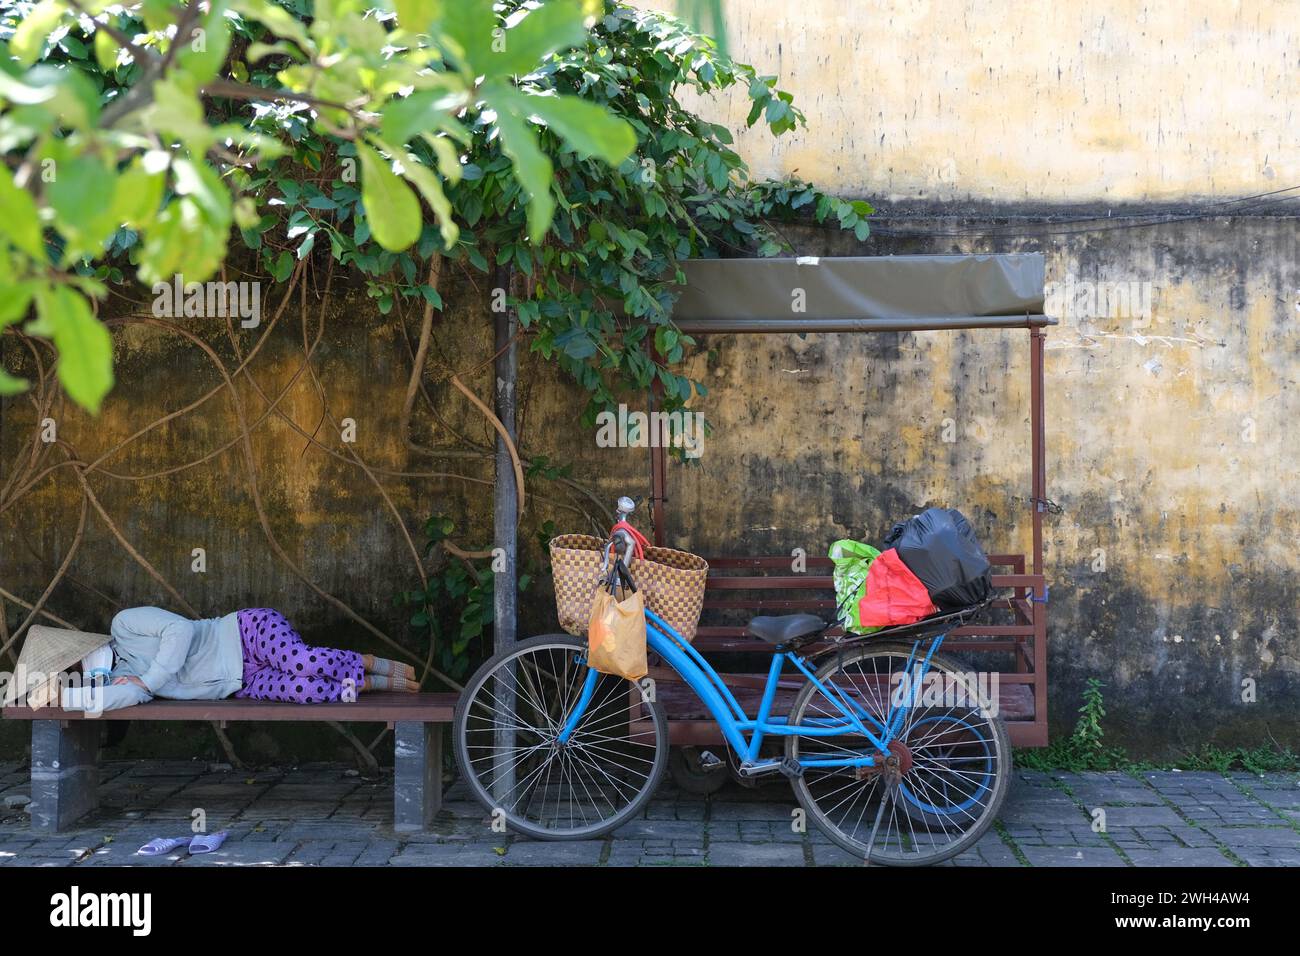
[642, 553, 1048, 748]
[1, 692, 457, 833]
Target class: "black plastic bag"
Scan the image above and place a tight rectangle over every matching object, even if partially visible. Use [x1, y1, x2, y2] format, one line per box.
[884, 508, 992, 611]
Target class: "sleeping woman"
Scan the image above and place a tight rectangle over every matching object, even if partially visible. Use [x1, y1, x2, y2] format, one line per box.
[95, 606, 416, 712]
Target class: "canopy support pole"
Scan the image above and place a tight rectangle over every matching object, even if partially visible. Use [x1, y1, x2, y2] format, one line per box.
[1030, 328, 1046, 576]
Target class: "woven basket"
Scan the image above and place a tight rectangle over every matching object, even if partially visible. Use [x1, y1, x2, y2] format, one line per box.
[549, 534, 709, 643]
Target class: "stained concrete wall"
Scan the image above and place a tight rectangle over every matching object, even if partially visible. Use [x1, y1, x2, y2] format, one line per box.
[667, 0, 1297, 202]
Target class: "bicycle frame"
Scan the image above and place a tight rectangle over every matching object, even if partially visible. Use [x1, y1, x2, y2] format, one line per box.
[559, 607, 948, 770]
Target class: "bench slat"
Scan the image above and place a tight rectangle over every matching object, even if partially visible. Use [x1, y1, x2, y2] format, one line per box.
[2, 691, 457, 724]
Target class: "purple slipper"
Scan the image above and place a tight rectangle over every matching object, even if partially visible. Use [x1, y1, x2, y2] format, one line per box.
[188, 830, 228, 855]
[137, 836, 189, 856]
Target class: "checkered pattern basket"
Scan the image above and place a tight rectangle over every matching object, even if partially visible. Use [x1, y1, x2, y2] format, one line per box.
[549, 534, 709, 643]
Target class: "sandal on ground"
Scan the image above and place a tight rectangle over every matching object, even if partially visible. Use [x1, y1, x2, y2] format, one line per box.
[187, 831, 229, 855]
[136, 836, 189, 856]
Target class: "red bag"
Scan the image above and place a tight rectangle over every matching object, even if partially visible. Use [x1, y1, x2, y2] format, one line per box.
[857, 549, 938, 627]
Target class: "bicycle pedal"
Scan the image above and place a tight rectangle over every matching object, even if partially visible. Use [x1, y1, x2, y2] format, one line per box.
[698, 750, 725, 772]
[735, 759, 783, 778]
[779, 757, 804, 780]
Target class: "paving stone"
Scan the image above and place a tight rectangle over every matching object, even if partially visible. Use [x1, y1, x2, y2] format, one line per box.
[707, 841, 806, 866]
[1230, 846, 1300, 867]
[1020, 845, 1127, 867]
[809, 842, 865, 866]
[612, 819, 710, 840]
[278, 821, 380, 841]
[503, 840, 605, 866]
[999, 798, 1090, 826]
[707, 801, 800, 822]
[1163, 826, 1223, 848]
[1205, 826, 1300, 849]
[179, 842, 296, 866]
[1097, 805, 1184, 827]
[1126, 847, 1236, 866]
[354, 840, 400, 867]
[285, 840, 361, 865]
[81, 843, 185, 866]
[968, 834, 1024, 866]
[387, 843, 506, 866]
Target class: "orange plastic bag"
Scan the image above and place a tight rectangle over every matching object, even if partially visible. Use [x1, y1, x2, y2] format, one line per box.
[857, 548, 938, 627]
[587, 583, 648, 680]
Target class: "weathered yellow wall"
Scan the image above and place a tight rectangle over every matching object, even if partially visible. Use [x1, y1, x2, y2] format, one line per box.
[2, 4, 1297, 760]
[664, 0, 1297, 201]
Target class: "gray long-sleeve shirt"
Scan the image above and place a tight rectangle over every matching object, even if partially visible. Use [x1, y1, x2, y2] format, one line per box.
[97, 607, 243, 712]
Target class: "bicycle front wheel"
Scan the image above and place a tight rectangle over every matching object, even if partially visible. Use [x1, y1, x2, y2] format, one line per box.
[453, 634, 669, 840]
[786, 642, 1012, 865]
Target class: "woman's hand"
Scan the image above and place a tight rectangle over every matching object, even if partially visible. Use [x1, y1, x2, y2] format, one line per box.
[112, 676, 147, 690]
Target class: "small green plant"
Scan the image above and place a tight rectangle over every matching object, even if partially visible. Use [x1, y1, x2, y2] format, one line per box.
[1017, 679, 1300, 773]
[1073, 678, 1108, 756]
[1017, 678, 1129, 771]
[1161, 746, 1300, 775]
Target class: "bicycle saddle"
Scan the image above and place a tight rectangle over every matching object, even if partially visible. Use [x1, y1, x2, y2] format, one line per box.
[747, 614, 826, 645]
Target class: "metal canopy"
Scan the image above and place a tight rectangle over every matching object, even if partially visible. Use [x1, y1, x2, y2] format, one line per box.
[670, 253, 1055, 333]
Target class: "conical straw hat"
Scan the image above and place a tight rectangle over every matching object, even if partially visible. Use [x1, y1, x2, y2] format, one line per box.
[7, 624, 110, 709]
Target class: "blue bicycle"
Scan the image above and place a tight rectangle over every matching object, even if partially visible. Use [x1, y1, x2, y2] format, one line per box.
[454, 509, 1011, 865]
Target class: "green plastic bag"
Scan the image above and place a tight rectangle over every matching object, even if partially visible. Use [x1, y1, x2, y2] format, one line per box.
[829, 539, 882, 634]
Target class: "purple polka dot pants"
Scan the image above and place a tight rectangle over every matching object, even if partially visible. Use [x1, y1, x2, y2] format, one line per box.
[234, 608, 364, 704]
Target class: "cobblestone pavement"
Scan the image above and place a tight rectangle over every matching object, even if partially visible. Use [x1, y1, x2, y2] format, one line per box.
[1, 760, 1297, 866]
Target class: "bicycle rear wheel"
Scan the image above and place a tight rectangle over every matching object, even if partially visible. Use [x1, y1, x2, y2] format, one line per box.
[786, 642, 1011, 865]
[453, 634, 669, 840]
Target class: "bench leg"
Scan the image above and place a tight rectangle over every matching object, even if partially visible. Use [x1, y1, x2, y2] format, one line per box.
[393, 721, 442, 832]
[30, 720, 100, 832]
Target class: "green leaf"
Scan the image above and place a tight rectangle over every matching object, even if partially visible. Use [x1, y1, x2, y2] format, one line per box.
[144, 75, 216, 154]
[271, 249, 293, 281]
[140, 0, 175, 32]
[482, 82, 553, 243]
[138, 197, 228, 284]
[381, 90, 457, 147]
[173, 158, 233, 228]
[93, 27, 119, 72]
[37, 286, 114, 413]
[378, 140, 460, 247]
[438, 0, 496, 76]
[357, 142, 422, 251]
[0, 171, 46, 259]
[393, 0, 442, 35]
[487, 0, 588, 78]
[228, 0, 315, 53]
[175, 1, 233, 86]
[46, 149, 120, 254]
[12, 0, 67, 67]
[522, 91, 637, 165]
[108, 154, 167, 231]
